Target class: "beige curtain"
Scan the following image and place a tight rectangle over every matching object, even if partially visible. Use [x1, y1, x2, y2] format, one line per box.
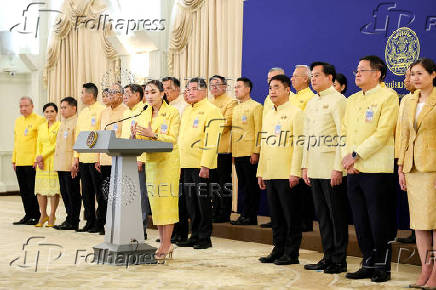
[168, 0, 243, 92]
[44, 0, 120, 109]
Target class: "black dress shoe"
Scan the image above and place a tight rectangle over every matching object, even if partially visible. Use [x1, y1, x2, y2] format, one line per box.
[304, 258, 330, 270]
[324, 263, 347, 274]
[259, 251, 283, 263]
[53, 221, 68, 229]
[176, 239, 198, 247]
[171, 235, 186, 243]
[397, 231, 416, 244]
[346, 267, 374, 279]
[25, 218, 39, 225]
[76, 223, 94, 232]
[193, 241, 212, 249]
[231, 217, 257, 226]
[260, 221, 272, 228]
[371, 270, 391, 282]
[13, 216, 29, 225]
[88, 226, 104, 233]
[54, 223, 79, 231]
[273, 255, 299, 265]
[156, 238, 160, 243]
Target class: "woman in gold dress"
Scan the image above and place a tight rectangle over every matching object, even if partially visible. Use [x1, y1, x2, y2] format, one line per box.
[398, 58, 436, 288]
[132, 80, 181, 260]
[34, 103, 61, 227]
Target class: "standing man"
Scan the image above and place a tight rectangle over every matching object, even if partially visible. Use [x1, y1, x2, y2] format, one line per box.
[257, 75, 304, 265]
[177, 78, 224, 249]
[342, 56, 398, 282]
[163, 76, 188, 243]
[12, 97, 44, 225]
[302, 62, 349, 274]
[230, 77, 263, 226]
[209, 75, 237, 223]
[94, 83, 127, 235]
[53, 97, 81, 230]
[291, 64, 316, 232]
[163, 77, 187, 116]
[73, 83, 105, 232]
[121, 83, 149, 240]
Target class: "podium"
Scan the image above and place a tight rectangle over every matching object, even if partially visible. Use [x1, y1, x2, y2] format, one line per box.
[73, 130, 172, 265]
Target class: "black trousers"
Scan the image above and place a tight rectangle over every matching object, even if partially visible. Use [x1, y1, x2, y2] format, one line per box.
[310, 178, 348, 264]
[183, 168, 214, 242]
[173, 170, 188, 239]
[347, 173, 396, 271]
[138, 163, 150, 232]
[234, 156, 260, 221]
[79, 163, 103, 226]
[99, 165, 112, 227]
[58, 171, 81, 226]
[294, 181, 314, 231]
[266, 179, 302, 258]
[213, 153, 233, 221]
[15, 166, 39, 219]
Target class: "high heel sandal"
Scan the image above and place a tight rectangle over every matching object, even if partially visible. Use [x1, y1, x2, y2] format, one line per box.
[46, 217, 56, 227]
[35, 216, 49, 227]
[154, 245, 175, 264]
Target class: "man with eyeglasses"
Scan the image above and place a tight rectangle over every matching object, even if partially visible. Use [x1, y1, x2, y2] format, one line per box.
[209, 75, 237, 223]
[257, 74, 304, 265]
[342, 55, 398, 282]
[92, 83, 127, 235]
[121, 84, 150, 240]
[177, 78, 224, 249]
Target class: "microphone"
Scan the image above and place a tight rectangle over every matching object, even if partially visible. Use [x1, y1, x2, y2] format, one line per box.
[104, 104, 148, 130]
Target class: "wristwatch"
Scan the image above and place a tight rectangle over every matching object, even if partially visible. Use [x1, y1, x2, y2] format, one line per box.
[352, 151, 359, 159]
[151, 133, 158, 140]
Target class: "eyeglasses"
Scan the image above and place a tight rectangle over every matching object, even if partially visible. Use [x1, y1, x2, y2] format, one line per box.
[185, 87, 205, 92]
[109, 90, 121, 94]
[353, 69, 378, 76]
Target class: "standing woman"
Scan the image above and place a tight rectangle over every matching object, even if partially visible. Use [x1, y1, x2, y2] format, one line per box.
[398, 58, 436, 288]
[132, 80, 181, 259]
[34, 103, 61, 227]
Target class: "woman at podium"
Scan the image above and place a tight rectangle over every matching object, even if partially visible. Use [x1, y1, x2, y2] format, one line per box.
[132, 80, 181, 260]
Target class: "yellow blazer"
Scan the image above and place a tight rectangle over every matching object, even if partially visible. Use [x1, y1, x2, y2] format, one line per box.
[398, 88, 436, 173]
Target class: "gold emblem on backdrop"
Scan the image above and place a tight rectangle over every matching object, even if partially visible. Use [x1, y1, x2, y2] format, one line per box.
[385, 27, 420, 76]
[86, 131, 98, 148]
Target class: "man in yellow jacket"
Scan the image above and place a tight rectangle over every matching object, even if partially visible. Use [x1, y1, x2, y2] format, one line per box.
[176, 78, 224, 249]
[209, 75, 237, 223]
[12, 97, 45, 225]
[73, 83, 106, 233]
[257, 74, 304, 265]
[342, 56, 398, 282]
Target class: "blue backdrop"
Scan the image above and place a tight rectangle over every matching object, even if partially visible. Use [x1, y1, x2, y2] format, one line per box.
[239, 0, 436, 228]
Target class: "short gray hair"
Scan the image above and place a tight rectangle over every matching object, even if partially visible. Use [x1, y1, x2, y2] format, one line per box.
[20, 96, 33, 105]
[295, 65, 312, 84]
[268, 67, 285, 74]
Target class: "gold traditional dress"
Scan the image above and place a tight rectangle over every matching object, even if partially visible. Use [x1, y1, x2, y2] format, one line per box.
[135, 102, 180, 225]
[34, 121, 61, 196]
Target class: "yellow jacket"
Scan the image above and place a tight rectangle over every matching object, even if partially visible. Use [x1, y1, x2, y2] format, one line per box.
[12, 113, 45, 166]
[342, 85, 399, 173]
[302, 87, 346, 179]
[291, 87, 315, 111]
[257, 101, 304, 179]
[398, 88, 436, 173]
[263, 92, 295, 116]
[394, 93, 413, 158]
[98, 104, 127, 166]
[54, 115, 77, 172]
[74, 102, 105, 163]
[36, 121, 61, 171]
[232, 99, 263, 157]
[209, 93, 237, 153]
[179, 98, 224, 169]
[120, 101, 147, 163]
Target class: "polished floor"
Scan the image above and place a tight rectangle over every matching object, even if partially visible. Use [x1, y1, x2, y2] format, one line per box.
[1, 196, 420, 289]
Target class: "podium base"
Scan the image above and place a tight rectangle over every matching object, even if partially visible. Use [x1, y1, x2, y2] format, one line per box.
[93, 242, 158, 266]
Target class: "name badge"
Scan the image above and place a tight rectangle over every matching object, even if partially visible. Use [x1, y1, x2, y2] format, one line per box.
[274, 124, 281, 135]
[63, 131, 68, 139]
[113, 123, 118, 131]
[241, 115, 247, 123]
[365, 108, 374, 122]
[24, 127, 29, 136]
[193, 118, 199, 128]
[161, 123, 168, 134]
[91, 117, 96, 126]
